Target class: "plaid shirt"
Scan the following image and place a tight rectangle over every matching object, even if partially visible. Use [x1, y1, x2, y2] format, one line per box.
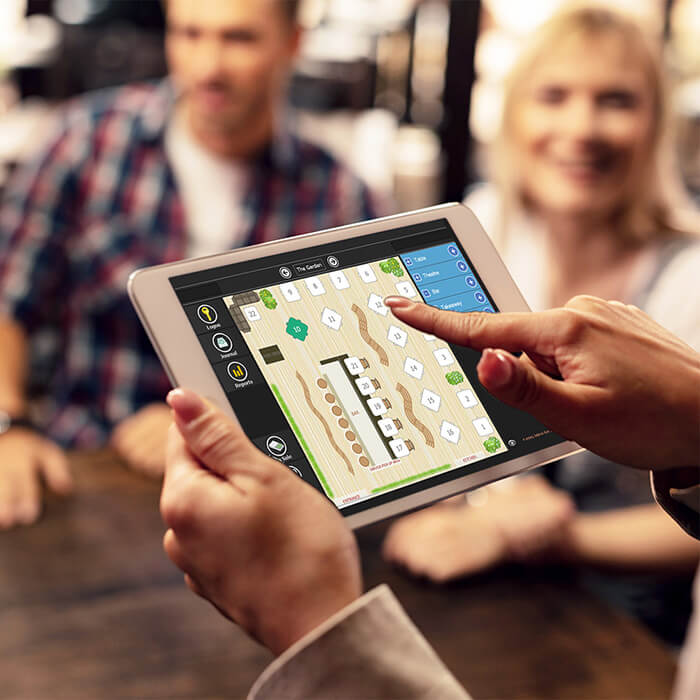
[0, 81, 382, 447]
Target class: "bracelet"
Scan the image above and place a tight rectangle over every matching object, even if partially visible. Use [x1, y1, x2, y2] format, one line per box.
[0, 410, 36, 436]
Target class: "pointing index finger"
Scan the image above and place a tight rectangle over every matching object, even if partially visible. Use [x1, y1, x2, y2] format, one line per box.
[383, 297, 563, 356]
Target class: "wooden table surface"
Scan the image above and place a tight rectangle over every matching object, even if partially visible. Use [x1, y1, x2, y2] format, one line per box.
[0, 450, 677, 699]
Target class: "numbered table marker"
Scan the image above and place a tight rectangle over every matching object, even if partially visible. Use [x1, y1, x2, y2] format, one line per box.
[330, 270, 350, 290]
[472, 417, 494, 436]
[457, 389, 478, 409]
[243, 306, 261, 322]
[378, 418, 399, 437]
[280, 282, 301, 302]
[321, 307, 342, 330]
[395, 281, 417, 298]
[357, 264, 377, 283]
[305, 277, 326, 296]
[421, 388, 441, 412]
[367, 293, 389, 316]
[367, 397, 388, 416]
[403, 357, 424, 379]
[440, 420, 460, 444]
[344, 356, 364, 376]
[355, 376, 376, 396]
[433, 348, 454, 367]
[387, 325, 408, 348]
[389, 438, 410, 459]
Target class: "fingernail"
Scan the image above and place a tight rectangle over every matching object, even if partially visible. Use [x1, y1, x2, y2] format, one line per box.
[481, 349, 513, 388]
[166, 388, 206, 424]
[384, 296, 412, 309]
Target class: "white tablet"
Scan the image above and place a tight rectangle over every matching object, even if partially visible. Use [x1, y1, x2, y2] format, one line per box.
[129, 203, 580, 528]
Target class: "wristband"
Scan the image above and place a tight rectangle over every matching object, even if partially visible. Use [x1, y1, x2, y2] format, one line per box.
[0, 410, 36, 436]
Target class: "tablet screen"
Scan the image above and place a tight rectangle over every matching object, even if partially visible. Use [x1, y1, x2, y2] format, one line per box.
[170, 218, 562, 515]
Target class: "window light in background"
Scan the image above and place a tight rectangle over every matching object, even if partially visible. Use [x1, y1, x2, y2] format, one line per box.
[410, 0, 449, 127]
[670, 0, 700, 202]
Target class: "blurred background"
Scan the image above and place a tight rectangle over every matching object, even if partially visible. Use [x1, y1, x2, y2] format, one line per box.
[0, 3, 699, 681]
[1, 0, 699, 210]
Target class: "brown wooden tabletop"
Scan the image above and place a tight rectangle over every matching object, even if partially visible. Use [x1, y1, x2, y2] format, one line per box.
[0, 450, 677, 699]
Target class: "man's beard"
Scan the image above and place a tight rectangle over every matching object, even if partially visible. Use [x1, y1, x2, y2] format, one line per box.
[189, 81, 267, 135]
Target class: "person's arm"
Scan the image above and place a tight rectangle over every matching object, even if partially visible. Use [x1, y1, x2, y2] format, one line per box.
[0, 316, 72, 528]
[0, 113, 86, 529]
[248, 585, 470, 700]
[562, 504, 700, 574]
[384, 481, 699, 582]
[0, 316, 29, 417]
[111, 403, 172, 477]
[383, 476, 576, 583]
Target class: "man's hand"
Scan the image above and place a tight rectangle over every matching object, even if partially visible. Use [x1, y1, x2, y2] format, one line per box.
[161, 388, 362, 656]
[383, 476, 574, 582]
[385, 295, 700, 470]
[0, 429, 72, 529]
[111, 403, 172, 477]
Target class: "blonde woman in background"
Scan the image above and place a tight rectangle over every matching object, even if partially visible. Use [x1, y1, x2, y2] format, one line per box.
[384, 5, 700, 645]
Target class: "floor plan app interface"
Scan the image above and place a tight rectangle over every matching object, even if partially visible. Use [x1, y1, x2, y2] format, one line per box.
[173, 219, 559, 514]
[224, 246, 506, 509]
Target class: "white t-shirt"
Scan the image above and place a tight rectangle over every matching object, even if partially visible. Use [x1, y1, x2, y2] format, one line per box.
[165, 113, 250, 258]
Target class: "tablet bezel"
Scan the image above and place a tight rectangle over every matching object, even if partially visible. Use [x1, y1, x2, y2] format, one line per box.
[128, 202, 581, 528]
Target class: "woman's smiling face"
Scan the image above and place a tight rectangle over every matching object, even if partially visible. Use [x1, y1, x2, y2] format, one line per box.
[510, 32, 657, 221]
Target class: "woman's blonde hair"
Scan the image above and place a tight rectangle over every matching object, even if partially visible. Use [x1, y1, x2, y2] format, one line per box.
[492, 4, 695, 244]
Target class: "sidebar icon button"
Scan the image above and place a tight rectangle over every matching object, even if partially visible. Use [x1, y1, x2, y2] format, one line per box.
[227, 361, 248, 382]
[197, 304, 218, 324]
[266, 435, 287, 456]
[212, 333, 233, 353]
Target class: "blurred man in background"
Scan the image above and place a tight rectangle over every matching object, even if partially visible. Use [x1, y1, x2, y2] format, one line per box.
[0, 0, 381, 529]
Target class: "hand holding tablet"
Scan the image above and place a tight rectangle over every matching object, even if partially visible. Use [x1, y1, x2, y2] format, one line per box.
[130, 203, 579, 527]
[162, 388, 362, 656]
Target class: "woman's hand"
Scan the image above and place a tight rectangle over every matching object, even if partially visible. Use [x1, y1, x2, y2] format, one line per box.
[385, 295, 700, 470]
[0, 429, 72, 529]
[383, 476, 574, 582]
[160, 388, 362, 655]
[111, 403, 172, 477]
